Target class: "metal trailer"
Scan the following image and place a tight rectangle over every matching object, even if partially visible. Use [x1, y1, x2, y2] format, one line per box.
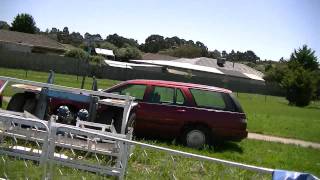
[0, 73, 137, 135]
[0, 73, 137, 179]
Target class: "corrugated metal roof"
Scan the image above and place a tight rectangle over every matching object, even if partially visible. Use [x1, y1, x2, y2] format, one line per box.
[131, 57, 265, 81]
[104, 60, 160, 69]
[95, 48, 114, 56]
[131, 60, 224, 74]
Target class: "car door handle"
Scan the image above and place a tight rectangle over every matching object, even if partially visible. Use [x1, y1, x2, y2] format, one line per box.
[177, 109, 186, 112]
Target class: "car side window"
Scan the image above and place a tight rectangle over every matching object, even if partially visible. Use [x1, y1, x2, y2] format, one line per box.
[190, 89, 226, 109]
[110, 84, 147, 101]
[175, 89, 186, 105]
[148, 86, 174, 104]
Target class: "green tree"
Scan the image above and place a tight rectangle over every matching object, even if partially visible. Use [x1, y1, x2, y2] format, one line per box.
[11, 13, 37, 34]
[69, 32, 84, 46]
[243, 50, 260, 63]
[195, 41, 209, 57]
[282, 65, 316, 106]
[281, 45, 319, 106]
[221, 50, 228, 58]
[289, 45, 318, 71]
[264, 62, 288, 83]
[106, 34, 139, 48]
[99, 42, 117, 51]
[143, 34, 167, 53]
[0, 21, 10, 30]
[209, 49, 221, 59]
[227, 50, 236, 62]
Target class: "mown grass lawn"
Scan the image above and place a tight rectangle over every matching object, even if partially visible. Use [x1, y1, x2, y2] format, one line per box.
[1, 139, 320, 179]
[237, 93, 320, 143]
[128, 139, 320, 178]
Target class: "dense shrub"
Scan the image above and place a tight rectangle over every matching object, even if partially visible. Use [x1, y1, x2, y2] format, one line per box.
[264, 45, 318, 107]
[115, 47, 142, 62]
[11, 13, 37, 34]
[99, 42, 117, 51]
[89, 55, 104, 66]
[264, 63, 288, 83]
[282, 66, 316, 106]
[283, 45, 318, 106]
[64, 48, 89, 60]
[159, 45, 202, 58]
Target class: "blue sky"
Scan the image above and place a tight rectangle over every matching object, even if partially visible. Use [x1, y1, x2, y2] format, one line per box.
[1, 0, 319, 60]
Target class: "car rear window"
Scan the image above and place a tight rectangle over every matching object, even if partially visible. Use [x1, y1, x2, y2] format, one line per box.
[190, 89, 226, 109]
[176, 89, 186, 105]
[148, 86, 174, 104]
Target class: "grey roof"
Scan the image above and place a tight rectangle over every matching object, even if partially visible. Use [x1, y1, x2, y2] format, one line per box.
[173, 57, 264, 79]
[0, 30, 65, 51]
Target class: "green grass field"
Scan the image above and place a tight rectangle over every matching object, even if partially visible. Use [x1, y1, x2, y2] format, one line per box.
[1, 139, 320, 179]
[238, 93, 320, 143]
[0, 67, 320, 178]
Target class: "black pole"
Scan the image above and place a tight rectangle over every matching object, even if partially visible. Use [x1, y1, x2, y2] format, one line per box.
[81, 76, 86, 89]
[77, 59, 79, 81]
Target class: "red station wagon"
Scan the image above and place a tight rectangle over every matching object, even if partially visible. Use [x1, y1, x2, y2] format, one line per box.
[6, 79, 247, 148]
[105, 80, 248, 148]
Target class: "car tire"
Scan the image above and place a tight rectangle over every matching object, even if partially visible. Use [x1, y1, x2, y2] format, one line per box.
[125, 113, 136, 134]
[23, 97, 37, 114]
[183, 126, 210, 149]
[7, 93, 27, 112]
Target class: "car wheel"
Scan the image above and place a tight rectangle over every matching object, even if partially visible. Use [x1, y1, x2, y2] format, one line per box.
[125, 113, 136, 134]
[7, 93, 27, 112]
[183, 126, 210, 148]
[23, 97, 37, 114]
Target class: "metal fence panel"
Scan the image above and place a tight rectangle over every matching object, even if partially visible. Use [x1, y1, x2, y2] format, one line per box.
[0, 111, 298, 180]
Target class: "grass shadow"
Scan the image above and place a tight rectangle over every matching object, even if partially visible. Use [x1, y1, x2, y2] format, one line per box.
[213, 141, 243, 154]
[134, 136, 243, 154]
[306, 106, 320, 110]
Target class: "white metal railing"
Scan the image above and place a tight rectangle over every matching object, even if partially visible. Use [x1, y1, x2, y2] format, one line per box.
[0, 111, 275, 179]
[0, 112, 132, 179]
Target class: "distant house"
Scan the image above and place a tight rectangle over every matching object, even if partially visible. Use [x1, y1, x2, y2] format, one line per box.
[0, 30, 66, 55]
[132, 57, 265, 82]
